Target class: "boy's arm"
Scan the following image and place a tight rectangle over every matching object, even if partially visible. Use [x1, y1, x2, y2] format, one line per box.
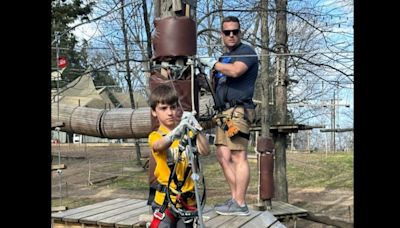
[152, 118, 195, 153]
[196, 133, 210, 156]
[152, 135, 173, 153]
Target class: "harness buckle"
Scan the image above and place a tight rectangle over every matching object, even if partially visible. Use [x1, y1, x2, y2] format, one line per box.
[153, 209, 165, 220]
[224, 102, 230, 110]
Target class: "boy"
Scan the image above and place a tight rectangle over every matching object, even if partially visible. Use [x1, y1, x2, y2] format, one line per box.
[148, 83, 210, 228]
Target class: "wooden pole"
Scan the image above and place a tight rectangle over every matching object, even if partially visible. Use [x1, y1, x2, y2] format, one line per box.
[274, 0, 289, 203]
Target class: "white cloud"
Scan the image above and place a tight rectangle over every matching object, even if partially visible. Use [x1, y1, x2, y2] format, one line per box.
[70, 20, 100, 43]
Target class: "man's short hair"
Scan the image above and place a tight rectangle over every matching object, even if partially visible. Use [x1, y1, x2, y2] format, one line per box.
[221, 16, 240, 30]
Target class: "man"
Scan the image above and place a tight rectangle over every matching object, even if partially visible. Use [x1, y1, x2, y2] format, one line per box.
[199, 16, 259, 216]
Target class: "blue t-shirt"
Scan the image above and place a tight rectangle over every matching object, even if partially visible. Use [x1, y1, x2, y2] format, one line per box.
[215, 43, 258, 109]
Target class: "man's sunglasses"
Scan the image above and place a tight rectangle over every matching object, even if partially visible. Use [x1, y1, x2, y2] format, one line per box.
[222, 29, 240, 36]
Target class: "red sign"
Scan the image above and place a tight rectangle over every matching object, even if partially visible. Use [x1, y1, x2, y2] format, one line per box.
[58, 56, 68, 69]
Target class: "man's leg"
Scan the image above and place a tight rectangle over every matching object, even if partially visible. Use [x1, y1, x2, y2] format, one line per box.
[231, 150, 250, 206]
[216, 145, 236, 199]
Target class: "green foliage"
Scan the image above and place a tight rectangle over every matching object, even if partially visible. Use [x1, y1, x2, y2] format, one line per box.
[92, 68, 117, 87]
[51, 0, 95, 85]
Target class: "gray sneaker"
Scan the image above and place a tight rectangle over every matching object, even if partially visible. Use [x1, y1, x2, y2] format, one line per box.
[214, 198, 233, 207]
[215, 199, 250, 216]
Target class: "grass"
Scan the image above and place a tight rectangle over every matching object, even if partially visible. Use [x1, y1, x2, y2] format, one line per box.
[102, 150, 353, 202]
[52, 148, 353, 209]
[286, 152, 353, 189]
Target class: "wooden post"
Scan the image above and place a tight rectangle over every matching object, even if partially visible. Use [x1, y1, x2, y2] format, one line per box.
[255, 0, 274, 211]
[274, 0, 289, 203]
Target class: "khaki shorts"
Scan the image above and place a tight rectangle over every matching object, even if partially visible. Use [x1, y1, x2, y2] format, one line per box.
[215, 107, 255, 151]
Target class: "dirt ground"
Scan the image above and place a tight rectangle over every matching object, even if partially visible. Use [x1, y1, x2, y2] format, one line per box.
[51, 144, 353, 227]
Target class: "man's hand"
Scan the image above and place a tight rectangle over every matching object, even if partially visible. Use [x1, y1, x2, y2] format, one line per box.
[199, 57, 217, 69]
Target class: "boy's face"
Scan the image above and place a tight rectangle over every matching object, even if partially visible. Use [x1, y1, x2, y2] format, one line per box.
[152, 102, 180, 129]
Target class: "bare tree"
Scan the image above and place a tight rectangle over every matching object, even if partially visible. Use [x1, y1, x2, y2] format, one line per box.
[73, 0, 353, 202]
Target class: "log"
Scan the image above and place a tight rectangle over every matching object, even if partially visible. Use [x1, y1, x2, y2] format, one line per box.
[89, 176, 119, 185]
[51, 95, 214, 139]
[51, 103, 151, 138]
[303, 211, 353, 228]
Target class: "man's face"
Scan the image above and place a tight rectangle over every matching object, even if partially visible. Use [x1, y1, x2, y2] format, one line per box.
[221, 21, 241, 49]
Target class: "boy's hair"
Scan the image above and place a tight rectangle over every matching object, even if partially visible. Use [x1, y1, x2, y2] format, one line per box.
[221, 16, 240, 30]
[149, 84, 179, 110]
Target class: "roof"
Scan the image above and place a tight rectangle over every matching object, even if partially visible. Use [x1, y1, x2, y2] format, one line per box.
[51, 73, 148, 109]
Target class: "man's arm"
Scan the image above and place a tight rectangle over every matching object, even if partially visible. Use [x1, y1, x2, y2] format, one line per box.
[199, 56, 248, 78]
[214, 61, 248, 78]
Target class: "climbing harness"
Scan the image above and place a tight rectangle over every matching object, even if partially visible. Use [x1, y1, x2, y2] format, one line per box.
[213, 107, 250, 140]
[196, 57, 252, 140]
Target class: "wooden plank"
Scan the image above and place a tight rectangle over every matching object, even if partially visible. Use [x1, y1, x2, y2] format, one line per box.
[99, 205, 149, 226]
[52, 198, 127, 221]
[218, 210, 262, 228]
[138, 213, 153, 224]
[80, 200, 146, 225]
[240, 210, 285, 228]
[204, 214, 235, 228]
[52, 164, 67, 170]
[53, 199, 309, 228]
[81, 224, 98, 228]
[52, 206, 68, 212]
[52, 222, 66, 228]
[63, 199, 140, 223]
[270, 201, 308, 218]
[115, 212, 144, 228]
[115, 202, 213, 227]
[52, 222, 82, 228]
[202, 207, 218, 222]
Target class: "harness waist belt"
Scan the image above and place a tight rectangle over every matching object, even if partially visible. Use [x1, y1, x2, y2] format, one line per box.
[214, 99, 253, 112]
[156, 184, 195, 198]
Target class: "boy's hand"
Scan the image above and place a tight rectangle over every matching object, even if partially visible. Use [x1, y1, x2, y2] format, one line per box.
[164, 118, 196, 143]
[181, 111, 203, 132]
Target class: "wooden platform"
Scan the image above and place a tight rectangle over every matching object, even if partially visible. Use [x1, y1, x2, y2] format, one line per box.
[52, 198, 307, 227]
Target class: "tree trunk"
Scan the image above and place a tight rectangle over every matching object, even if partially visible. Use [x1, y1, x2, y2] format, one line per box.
[120, 0, 140, 164]
[120, 0, 136, 109]
[274, 0, 289, 203]
[260, 0, 270, 138]
[142, 0, 153, 88]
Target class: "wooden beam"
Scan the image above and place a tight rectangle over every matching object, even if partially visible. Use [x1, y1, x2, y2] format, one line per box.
[320, 128, 353, 133]
[89, 176, 118, 185]
[251, 124, 325, 133]
[52, 206, 67, 212]
[52, 164, 67, 170]
[51, 121, 64, 129]
[303, 212, 353, 228]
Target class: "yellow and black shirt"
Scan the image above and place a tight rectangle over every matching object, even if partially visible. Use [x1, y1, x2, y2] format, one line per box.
[148, 124, 196, 206]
